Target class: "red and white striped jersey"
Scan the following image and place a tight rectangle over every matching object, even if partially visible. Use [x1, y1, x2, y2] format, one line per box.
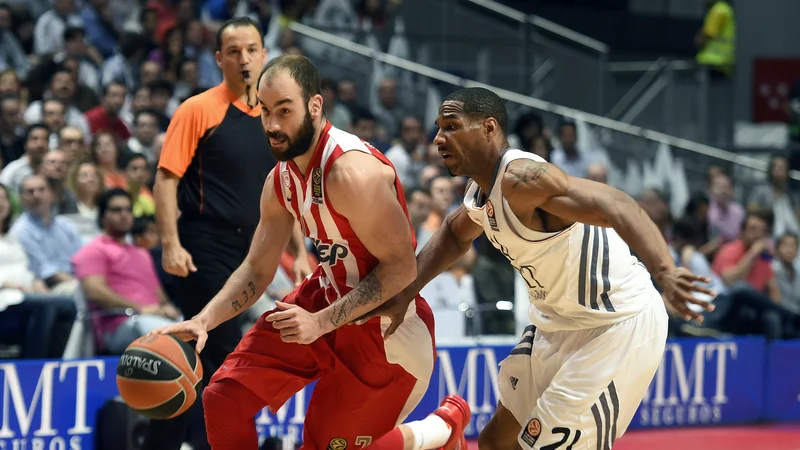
[273, 121, 416, 303]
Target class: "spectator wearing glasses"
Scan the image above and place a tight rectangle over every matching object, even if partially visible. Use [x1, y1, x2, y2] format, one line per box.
[72, 188, 180, 354]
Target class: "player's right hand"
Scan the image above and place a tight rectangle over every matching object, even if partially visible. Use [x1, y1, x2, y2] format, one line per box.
[162, 242, 198, 277]
[148, 319, 208, 354]
[352, 293, 414, 339]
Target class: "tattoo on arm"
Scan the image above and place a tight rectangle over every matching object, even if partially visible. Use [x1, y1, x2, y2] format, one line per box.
[508, 161, 549, 188]
[330, 272, 384, 327]
[231, 281, 259, 312]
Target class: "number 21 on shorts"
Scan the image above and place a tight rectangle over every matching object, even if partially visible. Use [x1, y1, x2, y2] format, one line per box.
[522, 419, 582, 450]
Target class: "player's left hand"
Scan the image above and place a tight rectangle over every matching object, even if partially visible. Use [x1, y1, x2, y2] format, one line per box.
[656, 267, 716, 322]
[266, 301, 324, 344]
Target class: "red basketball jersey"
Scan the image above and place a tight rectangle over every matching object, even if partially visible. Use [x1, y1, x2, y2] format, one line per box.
[273, 121, 416, 303]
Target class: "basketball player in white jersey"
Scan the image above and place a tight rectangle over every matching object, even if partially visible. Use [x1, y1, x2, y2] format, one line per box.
[357, 87, 716, 450]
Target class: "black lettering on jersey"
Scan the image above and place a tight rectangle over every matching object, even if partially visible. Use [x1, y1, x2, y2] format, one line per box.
[315, 241, 349, 265]
[519, 265, 545, 289]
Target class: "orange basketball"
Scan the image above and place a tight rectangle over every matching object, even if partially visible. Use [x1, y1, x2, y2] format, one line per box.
[116, 334, 203, 419]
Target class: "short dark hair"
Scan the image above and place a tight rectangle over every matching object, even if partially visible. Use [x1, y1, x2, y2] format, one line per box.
[147, 79, 174, 97]
[97, 188, 132, 228]
[50, 67, 72, 83]
[63, 26, 85, 42]
[673, 219, 702, 244]
[215, 16, 264, 51]
[132, 215, 156, 237]
[353, 108, 376, 125]
[124, 152, 148, 168]
[743, 208, 775, 231]
[443, 87, 508, 133]
[102, 81, 127, 97]
[405, 186, 431, 203]
[24, 123, 49, 143]
[258, 54, 322, 104]
[558, 118, 577, 133]
[514, 111, 543, 137]
[134, 109, 158, 126]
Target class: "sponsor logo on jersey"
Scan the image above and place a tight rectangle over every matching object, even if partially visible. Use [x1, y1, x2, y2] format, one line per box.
[312, 167, 323, 204]
[510, 376, 519, 390]
[327, 437, 347, 450]
[282, 170, 291, 187]
[314, 239, 350, 265]
[521, 418, 541, 447]
[486, 200, 499, 231]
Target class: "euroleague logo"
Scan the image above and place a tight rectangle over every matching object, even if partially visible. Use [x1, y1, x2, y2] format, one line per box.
[327, 438, 347, 450]
[486, 200, 499, 231]
[520, 418, 541, 447]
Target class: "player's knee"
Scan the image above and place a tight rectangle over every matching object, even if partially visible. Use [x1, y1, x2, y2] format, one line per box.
[203, 379, 247, 421]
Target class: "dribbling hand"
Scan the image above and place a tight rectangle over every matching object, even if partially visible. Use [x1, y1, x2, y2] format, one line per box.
[655, 267, 716, 322]
[162, 243, 197, 277]
[148, 319, 208, 353]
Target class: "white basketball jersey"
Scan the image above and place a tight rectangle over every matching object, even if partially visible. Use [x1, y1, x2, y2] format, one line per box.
[463, 150, 656, 332]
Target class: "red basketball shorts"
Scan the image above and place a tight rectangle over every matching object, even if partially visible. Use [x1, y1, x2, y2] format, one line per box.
[205, 273, 436, 450]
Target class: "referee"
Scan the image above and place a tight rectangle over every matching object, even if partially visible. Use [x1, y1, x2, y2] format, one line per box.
[151, 17, 309, 450]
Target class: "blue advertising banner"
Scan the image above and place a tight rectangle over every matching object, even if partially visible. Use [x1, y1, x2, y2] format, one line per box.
[0, 358, 118, 450]
[763, 339, 800, 421]
[0, 337, 777, 449]
[630, 337, 766, 429]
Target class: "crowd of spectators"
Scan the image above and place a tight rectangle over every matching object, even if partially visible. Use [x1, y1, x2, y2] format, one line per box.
[1, 0, 798, 363]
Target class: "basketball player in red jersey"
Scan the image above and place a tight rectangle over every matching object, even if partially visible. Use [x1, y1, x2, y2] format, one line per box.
[151, 54, 470, 450]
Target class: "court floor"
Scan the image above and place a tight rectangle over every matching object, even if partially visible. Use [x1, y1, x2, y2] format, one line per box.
[466, 424, 800, 450]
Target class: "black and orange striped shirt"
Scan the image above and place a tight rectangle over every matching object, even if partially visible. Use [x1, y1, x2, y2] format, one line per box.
[158, 83, 275, 229]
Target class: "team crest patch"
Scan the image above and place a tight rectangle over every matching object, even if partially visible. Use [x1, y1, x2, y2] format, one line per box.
[520, 418, 541, 447]
[486, 200, 499, 231]
[312, 167, 323, 204]
[327, 438, 347, 450]
[281, 170, 291, 187]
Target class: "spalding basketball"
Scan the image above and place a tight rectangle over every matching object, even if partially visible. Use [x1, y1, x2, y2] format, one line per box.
[116, 334, 203, 419]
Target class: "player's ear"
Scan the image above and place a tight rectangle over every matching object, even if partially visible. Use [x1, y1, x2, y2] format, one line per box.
[309, 94, 323, 119]
[214, 51, 222, 68]
[484, 118, 499, 139]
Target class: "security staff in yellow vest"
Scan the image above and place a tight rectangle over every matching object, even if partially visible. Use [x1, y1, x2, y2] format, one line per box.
[695, 0, 736, 77]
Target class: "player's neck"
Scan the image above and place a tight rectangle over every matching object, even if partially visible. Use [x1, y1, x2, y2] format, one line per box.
[472, 145, 508, 193]
[293, 119, 328, 176]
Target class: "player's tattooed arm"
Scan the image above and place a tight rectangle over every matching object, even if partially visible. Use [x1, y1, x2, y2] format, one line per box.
[231, 281, 258, 312]
[503, 159, 675, 278]
[329, 272, 384, 327]
[316, 151, 417, 333]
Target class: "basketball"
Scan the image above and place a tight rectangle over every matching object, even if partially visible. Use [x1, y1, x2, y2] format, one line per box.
[116, 334, 204, 419]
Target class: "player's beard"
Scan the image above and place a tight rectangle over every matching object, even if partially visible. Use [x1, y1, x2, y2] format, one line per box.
[269, 109, 316, 162]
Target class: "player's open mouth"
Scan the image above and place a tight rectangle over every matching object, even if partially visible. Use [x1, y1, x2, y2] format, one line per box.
[270, 137, 287, 146]
[439, 150, 453, 160]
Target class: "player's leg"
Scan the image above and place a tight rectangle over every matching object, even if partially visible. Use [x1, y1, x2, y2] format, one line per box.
[363, 394, 470, 450]
[516, 299, 668, 449]
[203, 283, 323, 450]
[477, 402, 524, 450]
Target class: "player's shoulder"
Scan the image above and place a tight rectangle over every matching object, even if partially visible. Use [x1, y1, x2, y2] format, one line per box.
[326, 125, 372, 153]
[501, 152, 553, 187]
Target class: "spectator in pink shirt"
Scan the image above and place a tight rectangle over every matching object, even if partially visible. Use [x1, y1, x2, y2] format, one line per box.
[71, 188, 180, 353]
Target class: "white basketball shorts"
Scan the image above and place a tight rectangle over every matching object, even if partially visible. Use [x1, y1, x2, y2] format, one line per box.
[497, 295, 668, 449]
